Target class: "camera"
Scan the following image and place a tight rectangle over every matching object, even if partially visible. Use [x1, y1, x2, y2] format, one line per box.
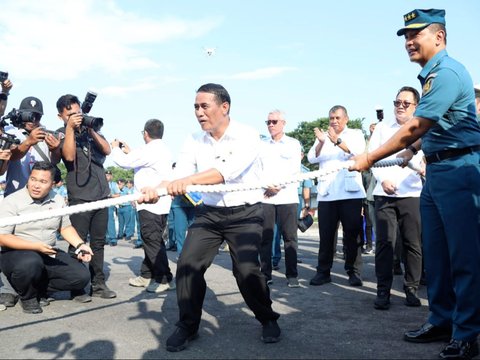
[375, 107, 384, 122]
[2, 108, 41, 128]
[0, 71, 8, 83]
[0, 132, 20, 169]
[80, 91, 103, 132]
[81, 91, 97, 114]
[39, 126, 65, 140]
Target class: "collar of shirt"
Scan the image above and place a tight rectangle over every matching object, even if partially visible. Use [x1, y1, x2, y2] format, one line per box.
[18, 187, 56, 206]
[418, 49, 447, 83]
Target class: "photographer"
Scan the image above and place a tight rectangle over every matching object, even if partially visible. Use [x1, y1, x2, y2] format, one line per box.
[3, 97, 61, 196]
[0, 161, 92, 314]
[56, 94, 115, 301]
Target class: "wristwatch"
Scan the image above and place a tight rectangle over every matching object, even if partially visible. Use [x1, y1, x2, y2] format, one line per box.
[406, 145, 418, 155]
[335, 138, 342, 146]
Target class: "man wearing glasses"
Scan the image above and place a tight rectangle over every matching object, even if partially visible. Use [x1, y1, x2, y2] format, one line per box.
[260, 110, 301, 288]
[368, 86, 424, 310]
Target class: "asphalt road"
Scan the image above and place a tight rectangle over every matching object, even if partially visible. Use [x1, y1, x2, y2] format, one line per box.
[0, 226, 445, 359]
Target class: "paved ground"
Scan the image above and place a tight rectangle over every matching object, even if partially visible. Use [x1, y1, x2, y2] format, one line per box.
[0, 226, 445, 359]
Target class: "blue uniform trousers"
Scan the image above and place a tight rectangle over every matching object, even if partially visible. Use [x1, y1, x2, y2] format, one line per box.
[168, 206, 195, 255]
[117, 205, 133, 239]
[106, 206, 117, 244]
[422, 152, 480, 341]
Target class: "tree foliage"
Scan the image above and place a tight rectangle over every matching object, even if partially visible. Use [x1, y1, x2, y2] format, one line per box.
[286, 117, 365, 169]
[56, 162, 133, 184]
[105, 166, 134, 182]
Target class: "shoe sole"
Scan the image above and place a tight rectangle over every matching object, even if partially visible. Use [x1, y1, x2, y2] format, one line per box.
[261, 335, 281, 343]
[146, 286, 175, 293]
[405, 301, 421, 307]
[166, 333, 199, 352]
[309, 280, 331, 286]
[374, 303, 390, 310]
[92, 292, 117, 299]
[403, 334, 451, 343]
[72, 296, 92, 303]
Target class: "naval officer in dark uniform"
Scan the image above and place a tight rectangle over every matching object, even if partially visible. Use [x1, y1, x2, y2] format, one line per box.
[350, 9, 480, 359]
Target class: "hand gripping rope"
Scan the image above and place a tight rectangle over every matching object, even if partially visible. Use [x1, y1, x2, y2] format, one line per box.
[0, 158, 420, 228]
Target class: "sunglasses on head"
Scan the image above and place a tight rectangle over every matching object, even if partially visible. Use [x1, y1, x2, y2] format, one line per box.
[265, 120, 279, 125]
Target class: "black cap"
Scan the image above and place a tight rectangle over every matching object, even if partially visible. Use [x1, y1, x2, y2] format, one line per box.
[19, 96, 44, 115]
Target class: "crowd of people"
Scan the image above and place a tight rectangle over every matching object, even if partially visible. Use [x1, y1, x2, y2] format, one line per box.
[0, 8, 479, 359]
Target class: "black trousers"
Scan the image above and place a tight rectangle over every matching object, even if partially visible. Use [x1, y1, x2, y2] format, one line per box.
[260, 203, 298, 280]
[374, 196, 422, 292]
[68, 200, 108, 286]
[175, 203, 279, 332]
[316, 199, 363, 276]
[1, 249, 90, 301]
[138, 210, 173, 283]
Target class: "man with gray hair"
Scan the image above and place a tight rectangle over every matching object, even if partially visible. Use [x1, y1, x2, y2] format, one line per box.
[260, 110, 302, 288]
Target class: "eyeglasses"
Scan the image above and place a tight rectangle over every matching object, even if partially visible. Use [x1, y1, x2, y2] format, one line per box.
[141, 130, 145, 135]
[393, 100, 416, 108]
[265, 120, 279, 125]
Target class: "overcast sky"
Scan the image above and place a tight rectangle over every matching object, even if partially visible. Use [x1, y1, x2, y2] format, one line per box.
[1, 0, 479, 174]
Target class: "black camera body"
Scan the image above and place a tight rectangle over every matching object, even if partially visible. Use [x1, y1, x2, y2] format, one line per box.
[80, 91, 103, 132]
[3, 108, 39, 128]
[0, 71, 8, 83]
[376, 108, 384, 122]
[0, 132, 20, 150]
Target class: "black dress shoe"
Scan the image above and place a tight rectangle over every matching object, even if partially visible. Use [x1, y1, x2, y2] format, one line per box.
[404, 322, 452, 343]
[440, 339, 479, 359]
[404, 287, 421, 307]
[261, 320, 281, 343]
[374, 291, 391, 310]
[309, 273, 331, 286]
[21, 298, 43, 314]
[91, 284, 117, 299]
[0, 293, 19, 307]
[166, 326, 199, 352]
[348, 273, 363, 287]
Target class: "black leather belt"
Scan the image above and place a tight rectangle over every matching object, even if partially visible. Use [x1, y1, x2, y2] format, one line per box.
[425, 145, 480, 164]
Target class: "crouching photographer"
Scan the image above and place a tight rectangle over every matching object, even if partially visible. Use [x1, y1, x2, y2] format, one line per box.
[56, 94, 116, 301]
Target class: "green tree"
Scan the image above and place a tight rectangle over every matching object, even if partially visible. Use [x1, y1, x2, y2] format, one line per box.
[286, 117, 365, 170]
[105, 166, 134, 182]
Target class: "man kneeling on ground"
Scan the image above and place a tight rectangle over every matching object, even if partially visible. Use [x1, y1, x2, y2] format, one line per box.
[0, 161, 92, 314]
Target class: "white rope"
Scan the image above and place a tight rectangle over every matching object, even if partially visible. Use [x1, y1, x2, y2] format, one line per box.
[0, 159, 420, 227]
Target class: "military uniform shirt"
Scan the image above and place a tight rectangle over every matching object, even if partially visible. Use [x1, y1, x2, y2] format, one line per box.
[414, 49, 480, 155]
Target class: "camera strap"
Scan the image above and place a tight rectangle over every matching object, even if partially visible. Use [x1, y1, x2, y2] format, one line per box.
[32, 144, 50, 162]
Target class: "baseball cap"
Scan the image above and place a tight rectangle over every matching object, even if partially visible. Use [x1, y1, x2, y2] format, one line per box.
[397, 9, 446, 36]
[19, 96, 44, 115]
[105, 170, 112, 175]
